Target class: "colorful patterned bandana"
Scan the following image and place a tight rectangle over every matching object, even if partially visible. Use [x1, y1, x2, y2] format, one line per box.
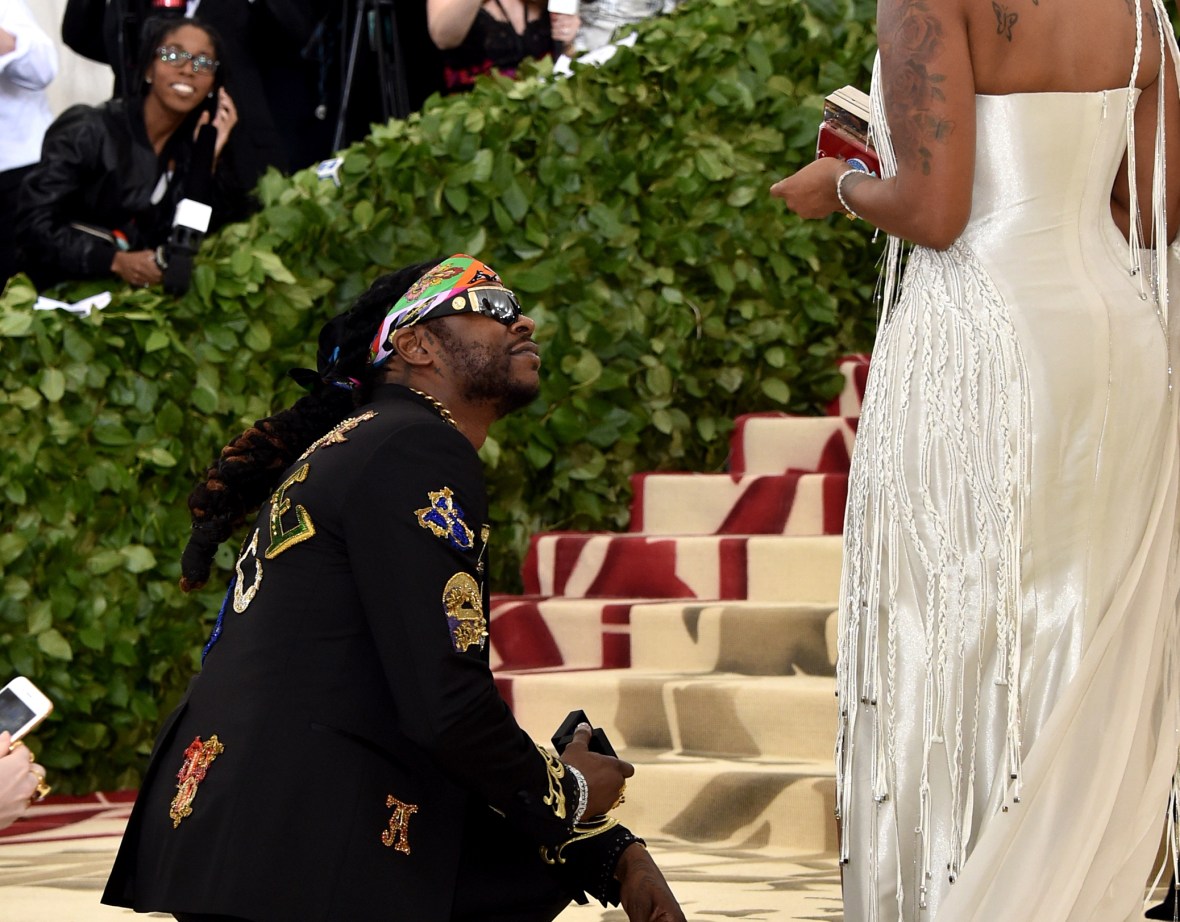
[368, 255, 512, 367]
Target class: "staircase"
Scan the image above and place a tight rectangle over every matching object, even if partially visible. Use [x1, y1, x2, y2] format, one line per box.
[490, 356, 867, 903]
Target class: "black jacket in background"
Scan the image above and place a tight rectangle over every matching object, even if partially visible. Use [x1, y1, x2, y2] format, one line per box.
[14, 97, 245, 290]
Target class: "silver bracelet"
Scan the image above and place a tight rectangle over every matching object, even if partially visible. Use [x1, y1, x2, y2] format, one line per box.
[564, 762, 589, 823]
[836, 168, 865, 220]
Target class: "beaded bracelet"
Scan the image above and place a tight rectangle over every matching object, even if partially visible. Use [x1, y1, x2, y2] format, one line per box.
[565, 763, 589, 823]
[836, 168, 865, 221]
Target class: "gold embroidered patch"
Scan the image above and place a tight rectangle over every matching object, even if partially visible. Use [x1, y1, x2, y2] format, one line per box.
[266, 463, 316, 559]
[443, 572, 486, 653]
[415, 487, 474, 550]
[536, 744, 568, 821]
[297, 411, 378, 462]
[233, 529, 263, 613]
[381, 794, 419, 854]
[170, 735, 224, 828]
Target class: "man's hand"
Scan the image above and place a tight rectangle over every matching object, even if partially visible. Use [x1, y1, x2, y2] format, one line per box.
[111, 249, 163, 288]
[561, 723, 634, 818]
[616, 842, 686, 922]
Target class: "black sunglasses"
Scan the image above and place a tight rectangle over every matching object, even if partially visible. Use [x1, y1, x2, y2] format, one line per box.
[449, 286, 523, 326]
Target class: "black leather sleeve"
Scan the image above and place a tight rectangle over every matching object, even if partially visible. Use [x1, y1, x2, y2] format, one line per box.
[16, 106, 120, 281]
[60, 0, 109, 64]
[546, 820, 644, 906]
[342, 420, 581, 849]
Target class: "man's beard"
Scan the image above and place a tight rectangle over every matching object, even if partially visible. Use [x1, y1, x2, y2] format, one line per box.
[434, 327, 539, 417]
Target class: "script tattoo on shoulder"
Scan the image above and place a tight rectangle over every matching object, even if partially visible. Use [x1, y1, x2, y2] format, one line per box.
[883, 0, 956, 176]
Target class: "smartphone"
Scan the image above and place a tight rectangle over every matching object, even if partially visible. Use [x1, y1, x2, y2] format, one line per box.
[0, 677, 53, 744]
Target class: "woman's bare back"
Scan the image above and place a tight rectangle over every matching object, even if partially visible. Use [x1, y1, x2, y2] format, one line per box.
[955, 0, 1180, 241]
[965, 0, 1163, 95]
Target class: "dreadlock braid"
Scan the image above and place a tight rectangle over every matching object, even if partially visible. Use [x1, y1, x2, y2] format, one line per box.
[178, 260, 441, 592]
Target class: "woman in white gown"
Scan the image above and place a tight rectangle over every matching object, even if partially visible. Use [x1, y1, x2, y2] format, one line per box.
[772, 1, 1180, 920]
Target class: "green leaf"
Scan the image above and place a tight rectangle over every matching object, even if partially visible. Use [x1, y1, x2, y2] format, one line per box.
[37, 629, 74, 661]
[121, 545, 157, 574]
[0, 310, 32, 336]
[144, 329, 170, 353]
[87, 550, 123, 575]
[760, 378, 791, 404]
[354, 199, 375, 229]
[39, 368, 66, 402]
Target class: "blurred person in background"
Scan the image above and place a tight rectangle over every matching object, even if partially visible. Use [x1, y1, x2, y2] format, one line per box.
[574, 0, 677, 53]
[61, 0, 330, 187]
[15, 16, 244, 290]
[427, 0, 578, 94]
[0, 0, 57, 286]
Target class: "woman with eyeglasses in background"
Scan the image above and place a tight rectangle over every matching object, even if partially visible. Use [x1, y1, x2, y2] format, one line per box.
[427, 0, 580, 94]
[14, 16, 246, 291]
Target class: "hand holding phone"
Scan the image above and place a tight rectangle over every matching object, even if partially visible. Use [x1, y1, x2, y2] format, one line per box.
[0, 676, 53, 744]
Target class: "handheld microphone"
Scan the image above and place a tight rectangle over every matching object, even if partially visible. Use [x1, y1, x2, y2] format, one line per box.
[161, 122, 215, 295]
[547, 0, 579, 57]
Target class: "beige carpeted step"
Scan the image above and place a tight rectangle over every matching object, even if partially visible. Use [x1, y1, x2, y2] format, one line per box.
[631, 471, 848, 536]
[610, 752, 838, 853]
[628, 601, 838, 676]
[489, 598, 840, 675]
[730, 416, 858, 476]
[505, 670, 838, 763]
[747, 535, 843, 602]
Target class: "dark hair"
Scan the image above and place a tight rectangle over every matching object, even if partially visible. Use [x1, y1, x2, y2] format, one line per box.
[179, 260, 441, 592]
[135, 15, 227, 102]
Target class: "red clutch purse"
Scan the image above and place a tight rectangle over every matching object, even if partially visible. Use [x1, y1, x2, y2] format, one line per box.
[816, 85, 879, 177]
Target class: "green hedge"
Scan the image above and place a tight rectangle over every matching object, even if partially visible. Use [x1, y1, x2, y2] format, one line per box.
[0, 0, 878, 793]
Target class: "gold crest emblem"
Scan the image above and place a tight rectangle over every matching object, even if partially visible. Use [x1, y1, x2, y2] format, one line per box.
[443, 572, 486, 653]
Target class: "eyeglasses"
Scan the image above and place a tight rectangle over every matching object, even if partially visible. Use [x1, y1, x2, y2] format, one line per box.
[449, 286, 523, 326]
[156, 45, 220, 75]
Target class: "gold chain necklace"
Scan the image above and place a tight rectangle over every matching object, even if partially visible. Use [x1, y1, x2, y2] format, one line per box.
[409, 388, 459, 429]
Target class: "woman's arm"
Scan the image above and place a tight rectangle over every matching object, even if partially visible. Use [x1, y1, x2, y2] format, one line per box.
[772, 0, 976, 250]
[427, 0, 484, 50]
[0, 0, 59, 91]
[16, 106, 123, 282]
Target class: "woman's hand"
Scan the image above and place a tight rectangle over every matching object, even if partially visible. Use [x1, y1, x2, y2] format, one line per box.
[0, 732, 45, 832]
[111, 249, 164, 288]
[616, 843, 687, 922]
[550, 12, 580, 52]
[770, 156, 853, 220]
[561, 723, 634, 818]
[196, 87, 238, 166]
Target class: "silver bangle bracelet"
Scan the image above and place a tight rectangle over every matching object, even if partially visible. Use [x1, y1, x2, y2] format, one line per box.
[565, 762, 589, 823]
[836, 168, 865, 221]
